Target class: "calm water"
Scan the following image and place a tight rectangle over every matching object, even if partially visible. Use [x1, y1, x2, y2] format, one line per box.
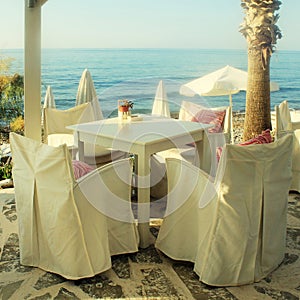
[2, 48, 300, 117]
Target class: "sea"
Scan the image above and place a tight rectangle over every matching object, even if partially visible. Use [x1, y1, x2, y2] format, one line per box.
[2, 48, 300, 117]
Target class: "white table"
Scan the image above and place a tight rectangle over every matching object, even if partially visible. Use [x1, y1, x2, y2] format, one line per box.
[68, 115, 211, 248]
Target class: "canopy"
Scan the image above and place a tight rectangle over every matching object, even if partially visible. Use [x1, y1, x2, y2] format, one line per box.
[76, 69, 103, 120]
[180, 65, 280, 106]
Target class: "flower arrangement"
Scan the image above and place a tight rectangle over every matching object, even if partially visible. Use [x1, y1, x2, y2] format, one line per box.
[118, 99, 134, 112]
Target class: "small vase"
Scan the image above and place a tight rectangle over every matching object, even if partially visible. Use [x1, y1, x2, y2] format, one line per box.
[118, 100, 133, 121]
[118, 108, 131, 120]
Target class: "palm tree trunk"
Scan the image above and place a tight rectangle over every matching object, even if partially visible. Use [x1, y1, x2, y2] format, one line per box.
[240, 0, 282, 141]
[243, 48, 271, 141]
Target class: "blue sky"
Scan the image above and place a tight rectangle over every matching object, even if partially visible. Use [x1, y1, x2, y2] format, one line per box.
[1, 0, 300, 50]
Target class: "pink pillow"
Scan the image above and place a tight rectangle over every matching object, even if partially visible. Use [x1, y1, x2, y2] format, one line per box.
[72, 160, 95, 179]
[239, 129, 272, 146]
[216, 146, 223, 162]
[216, 129, 273, 162]
[191, 109, 226, 133]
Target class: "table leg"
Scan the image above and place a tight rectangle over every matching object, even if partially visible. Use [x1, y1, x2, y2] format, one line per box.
[196, 131, 211, 174]
[136, 153, 152, 248]
[75, 131, 84, 161]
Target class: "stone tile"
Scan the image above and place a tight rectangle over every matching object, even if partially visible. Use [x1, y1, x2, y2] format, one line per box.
[288, 194, 300, 220]
[112, 254, 131, 279]
[0, 259, 33, 273]
[53, 287, 80, 299]
[0, 280, 23, 300]
[33, 272, 66, 290]
[286, 228, 300, 250]
[254, 285, 299, 300]
[172, 262, 238, 300]
[28, 293, 52, 300]
[75, 274, 124, 299]
[282, 253, 299, 266]
[130, 245, 162, 264]
[2, 198, 16, 222]
[138, 267, 184, 299]
[1, 233, 19, 261]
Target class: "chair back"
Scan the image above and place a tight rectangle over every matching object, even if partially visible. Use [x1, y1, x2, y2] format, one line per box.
[198, 134, 293, 285]
[10, 133, 112, 279]
[275, 100, 292, 135]
[10, 132, 138, 279]
[178, 100, 232, 143]
[157, 134, 293, 286]
[10, 133, 82, 265]
[43, 102, 93, 141]
[223, 105, 232, 143]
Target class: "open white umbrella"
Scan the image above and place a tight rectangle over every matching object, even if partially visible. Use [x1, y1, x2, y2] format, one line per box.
[76, 69, 103, 120]
[152, 80, 171, 118]
[180, 65, 279, 107]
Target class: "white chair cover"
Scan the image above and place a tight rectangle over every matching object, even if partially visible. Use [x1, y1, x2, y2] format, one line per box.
[43, 102, 125, 166]
[43, 102, 93, 148]
[10, 133, 139, 280]
[178, 100, 232, 143]
[291, 130, 300, 192]
[275, 100, 300, 192]
[156, 134, 293, 286]
[156, 101, 232, 176]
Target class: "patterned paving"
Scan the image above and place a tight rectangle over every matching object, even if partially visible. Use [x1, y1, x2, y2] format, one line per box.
[0, 188, 299, 300]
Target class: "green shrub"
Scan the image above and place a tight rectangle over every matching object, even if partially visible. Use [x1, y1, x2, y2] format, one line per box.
[0, 55, 24, 127]
[0, 159, 12, 180]
[0, 73, 24, 125]
[10, 116, 24, 133]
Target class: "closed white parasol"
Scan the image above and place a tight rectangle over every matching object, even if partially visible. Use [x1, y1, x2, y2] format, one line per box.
[152, 80, 171, 118]
[76, 69, 103, 120]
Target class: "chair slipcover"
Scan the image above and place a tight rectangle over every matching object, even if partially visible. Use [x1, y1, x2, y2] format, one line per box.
[178, 100, 232, 143]
[43, 102, 126, 167]
[10, 133, 139, 280]
[43, 102, 93, 148]
[275, 100, 300, 192]
[155, 134, 293, 286]
[156, 101, 231, 177]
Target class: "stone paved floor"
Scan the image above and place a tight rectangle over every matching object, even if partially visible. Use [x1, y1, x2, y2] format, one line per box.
[0, 188, 299, 300]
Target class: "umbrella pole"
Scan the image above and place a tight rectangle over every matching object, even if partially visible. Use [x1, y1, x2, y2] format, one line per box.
[229, 93, 234, 144]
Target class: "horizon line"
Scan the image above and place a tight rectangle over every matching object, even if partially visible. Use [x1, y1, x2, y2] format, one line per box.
[1, 47, 299, 52]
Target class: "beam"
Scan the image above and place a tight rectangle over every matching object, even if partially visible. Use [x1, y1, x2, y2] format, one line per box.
[24, 0, 43, 141]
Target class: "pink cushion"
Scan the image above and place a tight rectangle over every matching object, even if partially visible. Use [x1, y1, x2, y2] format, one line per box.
[216, 129, 273, 162]
[239, 129, 272, 146]
[191, 109, 226, 133]
[72, 160, 95, 179]
[216, 146, 223, 162]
